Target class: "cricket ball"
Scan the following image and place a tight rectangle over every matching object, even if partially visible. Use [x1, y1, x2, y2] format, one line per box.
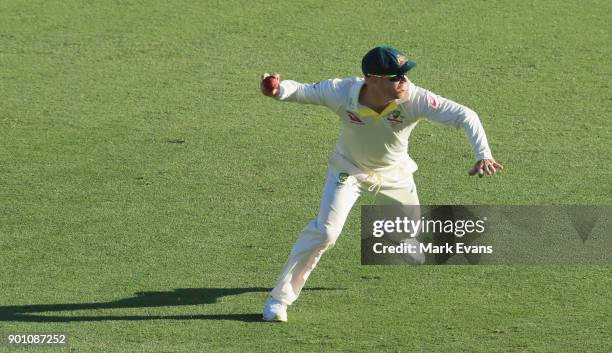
[263, 75, 279, 91]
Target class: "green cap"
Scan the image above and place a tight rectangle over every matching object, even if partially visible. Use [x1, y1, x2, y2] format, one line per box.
[361, 46, 416, 76]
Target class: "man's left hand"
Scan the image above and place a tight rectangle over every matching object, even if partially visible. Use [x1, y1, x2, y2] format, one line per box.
[468, 159, 503, 177]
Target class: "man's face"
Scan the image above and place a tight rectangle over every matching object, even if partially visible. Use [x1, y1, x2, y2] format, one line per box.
[367, 74, 409, 100]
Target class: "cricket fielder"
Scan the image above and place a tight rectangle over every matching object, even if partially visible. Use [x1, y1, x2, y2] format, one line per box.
[260, 46, 503, 322]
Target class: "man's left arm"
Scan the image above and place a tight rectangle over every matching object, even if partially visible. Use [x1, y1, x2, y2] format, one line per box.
[415, 89, 503, 177]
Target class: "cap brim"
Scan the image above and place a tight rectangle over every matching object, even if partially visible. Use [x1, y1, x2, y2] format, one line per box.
[399, 60, 417, 74]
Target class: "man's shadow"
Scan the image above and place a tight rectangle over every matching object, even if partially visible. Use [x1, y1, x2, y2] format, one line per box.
[0, 287, 341, 323]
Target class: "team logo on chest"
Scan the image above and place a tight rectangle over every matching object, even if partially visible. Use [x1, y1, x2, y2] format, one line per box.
[346, 111, 364, 125]
[387, 110, 403, 126]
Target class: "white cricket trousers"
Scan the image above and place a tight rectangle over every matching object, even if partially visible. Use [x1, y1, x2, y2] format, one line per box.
[270, 165, 419, 305]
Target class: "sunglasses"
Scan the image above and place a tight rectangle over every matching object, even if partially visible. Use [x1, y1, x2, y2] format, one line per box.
[367, 74, 407, 82]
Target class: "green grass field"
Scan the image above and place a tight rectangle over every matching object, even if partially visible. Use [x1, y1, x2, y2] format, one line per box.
[1, 0, 610, 352]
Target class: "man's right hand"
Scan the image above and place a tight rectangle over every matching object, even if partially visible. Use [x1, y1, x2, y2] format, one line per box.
[468, 159, 503, 177]
[260, 73, 280, 97]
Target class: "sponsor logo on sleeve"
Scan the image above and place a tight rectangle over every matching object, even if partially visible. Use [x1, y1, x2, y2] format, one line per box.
[427, 94, 439, 109]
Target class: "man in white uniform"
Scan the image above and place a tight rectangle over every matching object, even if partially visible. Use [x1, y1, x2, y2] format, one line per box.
[259, 46, 503, 322]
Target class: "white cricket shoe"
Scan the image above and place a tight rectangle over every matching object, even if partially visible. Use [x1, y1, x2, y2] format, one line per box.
[400, 238, 426, 265]
[262, 297, 288, 322]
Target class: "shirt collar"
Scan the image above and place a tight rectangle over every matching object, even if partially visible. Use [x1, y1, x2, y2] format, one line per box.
[358, 101, 399, 120]
[347, 78, 413, 119]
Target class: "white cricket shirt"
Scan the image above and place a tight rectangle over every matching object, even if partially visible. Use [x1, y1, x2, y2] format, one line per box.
[276, 77, 493, 189]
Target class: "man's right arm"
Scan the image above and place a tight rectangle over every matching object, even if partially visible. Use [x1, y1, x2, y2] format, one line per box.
[260, 73, 347, 112]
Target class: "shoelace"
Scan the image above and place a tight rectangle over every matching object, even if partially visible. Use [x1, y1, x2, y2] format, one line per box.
[366, 171, 383, 195]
